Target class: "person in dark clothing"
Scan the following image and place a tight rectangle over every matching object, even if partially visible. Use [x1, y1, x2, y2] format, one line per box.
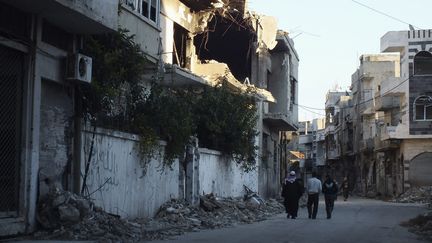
[322, 174, 338, 219]
[281, 171, 304, 219]
[341, 177, 349, 201]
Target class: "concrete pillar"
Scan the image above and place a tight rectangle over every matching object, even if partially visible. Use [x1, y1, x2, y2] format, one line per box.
[185, 137, 199, 205]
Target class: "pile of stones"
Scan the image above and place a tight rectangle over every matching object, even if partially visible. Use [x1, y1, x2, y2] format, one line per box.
[391, 186, 432, 204]
[401, 211, 432, 242]
[139, 193, 284, 240]
[22, 190, 284, 242]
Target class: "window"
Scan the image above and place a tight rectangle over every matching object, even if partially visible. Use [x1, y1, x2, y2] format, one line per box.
[125, 0, 159, 24]
[290, 77, 296, 111]
[414, 51, 432, 75]
[414, 96, 432, 121]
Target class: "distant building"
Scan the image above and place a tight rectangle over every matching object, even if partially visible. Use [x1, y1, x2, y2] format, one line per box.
[333, 29, 432, 197]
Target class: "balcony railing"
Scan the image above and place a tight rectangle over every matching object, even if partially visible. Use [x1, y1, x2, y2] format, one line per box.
[379, 125, 397, 140]
[327, 149, 340, 160]
[375, 96, 399, 111]
[374, 136, 400, 152]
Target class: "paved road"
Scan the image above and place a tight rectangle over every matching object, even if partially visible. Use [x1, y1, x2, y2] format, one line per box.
[151, 197, 429, 243]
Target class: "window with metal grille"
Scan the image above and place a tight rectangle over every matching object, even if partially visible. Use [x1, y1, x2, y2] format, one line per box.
[0, 45, 23, 217]
[414, 95, 432, 121]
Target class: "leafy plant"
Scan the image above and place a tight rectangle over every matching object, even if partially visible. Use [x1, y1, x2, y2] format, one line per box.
[81, 30, 259, 171]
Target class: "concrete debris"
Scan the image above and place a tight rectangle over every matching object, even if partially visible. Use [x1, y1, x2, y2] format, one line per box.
[22, 189, 284, 242]
[401, 211, 432, 242]
[36, 187, 93, 229]
[391, 186, 432, 204]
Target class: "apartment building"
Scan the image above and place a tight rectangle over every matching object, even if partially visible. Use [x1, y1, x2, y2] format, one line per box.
[0, 0, 299, 235]
[335, 30, 432, 197]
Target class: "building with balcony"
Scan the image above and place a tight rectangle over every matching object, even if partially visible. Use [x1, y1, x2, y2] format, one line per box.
[297, 118, 325, 179]
[0, 0, 119, 236]
[378, 29, 432, 194]
[349, 52, 402, 196]
[337, 30, 432, 197]
[324, 91, 355, 183]
[0, 0, 300, 236]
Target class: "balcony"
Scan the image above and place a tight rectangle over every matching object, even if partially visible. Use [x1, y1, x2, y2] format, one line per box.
[360, 138, 374, 152]
[380, 77, 405, 96]
[325, 124, 336, 135]
[374, 136, 400, 152]
[380, 125, 397, 140]
[375, 96, 399, 111]
[327, 148, 340, 160]
[299, 134, 313, 145]
[263, 112, 298, 131]
[7, 0, 119, 33]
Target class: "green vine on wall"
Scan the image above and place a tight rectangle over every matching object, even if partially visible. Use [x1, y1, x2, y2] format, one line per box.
[81, 29, 258, 172]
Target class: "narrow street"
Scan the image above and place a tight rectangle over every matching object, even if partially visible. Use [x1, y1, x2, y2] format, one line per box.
[151, 197, 429, 243]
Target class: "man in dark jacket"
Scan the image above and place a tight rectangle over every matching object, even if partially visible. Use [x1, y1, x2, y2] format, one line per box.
[281, 171, 304, 219]
[322, 174, 338, 219]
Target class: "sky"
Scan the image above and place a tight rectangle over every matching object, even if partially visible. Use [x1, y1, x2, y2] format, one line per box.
[248, 0, 431, 121]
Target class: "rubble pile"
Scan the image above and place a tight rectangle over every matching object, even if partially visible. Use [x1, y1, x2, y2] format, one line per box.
[33, 187, 142, 242]
[139, 193, 285, 240]
[26, 189, 284, 242]
[401, 211, 432, 242]
[391, 186, 432, 204]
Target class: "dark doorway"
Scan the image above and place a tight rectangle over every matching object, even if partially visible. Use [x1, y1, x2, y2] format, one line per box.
[0, 45, 23, 217]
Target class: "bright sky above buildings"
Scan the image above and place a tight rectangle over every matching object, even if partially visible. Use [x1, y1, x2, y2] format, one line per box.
[248, 0, 431, 121]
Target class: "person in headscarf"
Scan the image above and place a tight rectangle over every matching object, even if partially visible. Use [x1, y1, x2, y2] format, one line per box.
[281, 171, 304, 219]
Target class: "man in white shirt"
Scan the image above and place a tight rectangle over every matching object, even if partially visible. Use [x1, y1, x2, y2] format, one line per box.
[307, 172, 322, 219]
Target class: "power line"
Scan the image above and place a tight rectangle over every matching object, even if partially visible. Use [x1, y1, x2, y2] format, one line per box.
[298, 105, 325, 117]
[295, 75, 411, 111]
[351, 0, 421, 29]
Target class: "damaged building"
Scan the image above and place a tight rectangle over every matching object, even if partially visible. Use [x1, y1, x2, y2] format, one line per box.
[0, 0, 299, 236]
[327, 30, 432, 197]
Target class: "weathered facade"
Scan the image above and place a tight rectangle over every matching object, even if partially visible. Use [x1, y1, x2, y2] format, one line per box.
[0, 0, 119, 236]
[0, 0, 299, 236]
[330, 30, 432, 197]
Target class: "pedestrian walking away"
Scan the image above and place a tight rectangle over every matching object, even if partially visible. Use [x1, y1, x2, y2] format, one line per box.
[306, 172, 322, 219]
[281, 171, 304, 219]
[322, 174, 338, 219]
[342, 177, 349, 201]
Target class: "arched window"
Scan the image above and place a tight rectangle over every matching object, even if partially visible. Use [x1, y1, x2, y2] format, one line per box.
[414, 51, 432, 75]
[414, 95, 432, 121]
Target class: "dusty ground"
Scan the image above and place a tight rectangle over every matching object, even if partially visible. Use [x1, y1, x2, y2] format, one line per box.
[150, 197, 430, 243]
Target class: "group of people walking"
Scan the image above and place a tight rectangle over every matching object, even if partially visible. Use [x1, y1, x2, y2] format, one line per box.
[281, 171, 350, 219]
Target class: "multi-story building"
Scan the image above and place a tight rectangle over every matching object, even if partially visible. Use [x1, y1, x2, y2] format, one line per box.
[351, 53, 401, 195]
[377, 30, 432, 194]
[297, 118, 325, 178]
[0, 0, 119, 236]
[338, 30, 432, 197]
[0, 0, 299, 236]
[324, 91, 355, 183]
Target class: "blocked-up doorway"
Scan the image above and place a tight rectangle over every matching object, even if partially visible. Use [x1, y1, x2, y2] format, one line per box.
[409, 152, 432, 186]
[0, 45, 23, 217]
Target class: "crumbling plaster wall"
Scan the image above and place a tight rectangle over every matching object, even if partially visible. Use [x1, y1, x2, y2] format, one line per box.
[39, 80, 74, 196]
[268, 51, 289, 114]
[81, 127, 180, 218]
[198, 148, 258, 198]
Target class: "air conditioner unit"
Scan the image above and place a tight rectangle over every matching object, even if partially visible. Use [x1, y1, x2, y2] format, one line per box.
[66, 53, 92, 83]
